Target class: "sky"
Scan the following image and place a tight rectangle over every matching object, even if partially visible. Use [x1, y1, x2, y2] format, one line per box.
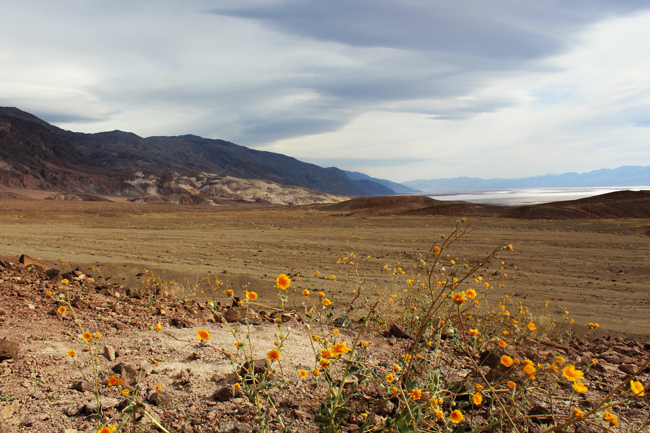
[2, 0, 650, 183]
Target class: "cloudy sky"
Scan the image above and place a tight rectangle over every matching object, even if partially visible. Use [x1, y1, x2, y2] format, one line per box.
[2, 1, 650, 182]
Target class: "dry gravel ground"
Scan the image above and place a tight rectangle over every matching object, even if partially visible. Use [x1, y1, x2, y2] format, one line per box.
[0, 198, 648, 340]
[0, 257, 648, 433]
[0, 198, 649, 432]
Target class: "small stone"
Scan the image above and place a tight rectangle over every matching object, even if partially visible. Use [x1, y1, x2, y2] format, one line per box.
[30, 390, 45, 400]
[0, 400, 19, 419]
[0, 339, 20, 361]
[103, 345, 116, 361]
[114, 321, 129, 330]
[239, 359, 269, 383]
[112, 363, 138, 386]
[147, 391, 172, 407]
[388, 323, 413, 340]
[213, 386, 243, 402]
[618, 364, 637, 375]
[180, 369, 190, 383]
[19, 413, 49, 427]
[72, 381, 94, 392]
[44, 268, 62, 281]
[293, 409, 310, 420]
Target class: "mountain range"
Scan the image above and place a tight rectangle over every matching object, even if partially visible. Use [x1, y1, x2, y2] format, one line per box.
[2, 106, 648, 204]
[404, 166, 650, 192]
[0, 107, 395, 203]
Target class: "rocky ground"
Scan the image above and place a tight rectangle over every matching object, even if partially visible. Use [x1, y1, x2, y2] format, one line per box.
[0, 258, 648, 433]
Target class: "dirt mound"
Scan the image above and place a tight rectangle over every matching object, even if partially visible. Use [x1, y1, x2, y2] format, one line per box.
[319, 195, 447, 215]
[505, 190, 650, 219]
[45, 193, 113, 202]
[319, 191, 650, 220]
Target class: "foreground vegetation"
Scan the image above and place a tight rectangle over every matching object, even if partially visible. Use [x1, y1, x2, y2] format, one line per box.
[55, 219, 648, 433]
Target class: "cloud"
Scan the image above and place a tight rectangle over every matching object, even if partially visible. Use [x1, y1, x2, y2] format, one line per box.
[1, 0, 650, 181]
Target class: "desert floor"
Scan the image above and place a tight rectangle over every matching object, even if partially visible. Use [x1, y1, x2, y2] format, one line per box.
[1, 198, 648, 342]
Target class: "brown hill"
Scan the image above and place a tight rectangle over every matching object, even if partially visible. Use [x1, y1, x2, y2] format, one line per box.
[0, 114, 124, 193]
[505, 190, 650, 219]
[316, 191, 650, 220]
[0, 111, 348, 205]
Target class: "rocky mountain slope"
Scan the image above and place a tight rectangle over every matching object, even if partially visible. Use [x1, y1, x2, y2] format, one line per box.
[0, 112, 349, 205]
[0, 107, 394, 198]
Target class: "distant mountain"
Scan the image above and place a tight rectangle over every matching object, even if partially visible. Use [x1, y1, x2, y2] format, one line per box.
[343, 170, 420, 193]
[0, 107, 394, 198]
[404, 166, 650, 191]
[0, 114, 123, 193]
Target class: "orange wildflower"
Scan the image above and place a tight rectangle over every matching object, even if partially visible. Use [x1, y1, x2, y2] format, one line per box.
[330, 342, 352, 357]
[266, 349, 281, 361]
[196, 329, 211, 342]
[82, 332, 92, 341]
[630, 380, 645, 397]
[603, 412, 618, 426]
[450, 410, 464, 424]
[409, 389, 422, 400]
[276, 274, 291, 290]
[573, 381, 588, 393]
[501, 355, 514, 368]
[57, 306, 66, 315]
[562, 365, 584, 382]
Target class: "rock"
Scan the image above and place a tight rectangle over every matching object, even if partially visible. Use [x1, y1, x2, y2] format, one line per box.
[72, 381, 94, 392]
[225, 306, 260, 323]
[387, 323, 414, 340]
[82, 397, 120, 414]
[618, 364, 637, 375]
[19, 254, 47, 271]
[70, 298, 88, 310]
[293, 409, 311, 420]
[377, 400, 396, 416]
[50, 307, 66, 321]
[114, 321, 130, 330]
[112, 363, 139, 386]
[598, 349, 635, 364]
[170, 316, 197, 328]
[43, 268, 62, 281]
[19, 413, 49, 427]
[218, 421, 254, 433]
[0, 338, 19, 361]
[180, 369, 190, 384]
[240, 359, 269, 382]
[30, 390, 45, 400]
[213, 386, 244, 402]
[528, 405, 553, 424]
[103, 345, 116, 361]
[0, 400, 19, 419]
[147, 391, 172, 407]
[613, 345, 637, 357]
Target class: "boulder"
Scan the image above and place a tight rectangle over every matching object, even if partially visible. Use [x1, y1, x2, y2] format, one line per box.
[0, 338, 19, 361]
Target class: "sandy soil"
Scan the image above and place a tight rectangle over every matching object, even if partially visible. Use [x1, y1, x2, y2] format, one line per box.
[0, 198, 648, 341]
